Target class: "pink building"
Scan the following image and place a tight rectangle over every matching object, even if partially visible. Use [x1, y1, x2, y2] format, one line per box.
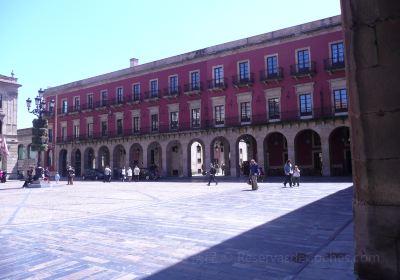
[43, 15, 350, 178]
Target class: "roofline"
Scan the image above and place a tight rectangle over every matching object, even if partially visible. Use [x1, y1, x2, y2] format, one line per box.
[44, 15, 341, 95]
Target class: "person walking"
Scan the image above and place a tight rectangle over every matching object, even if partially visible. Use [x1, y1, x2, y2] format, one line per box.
[221, 163, 225, 175]
[249, 159, 259, 191]
[55, 172, 60, 184]
[207, 163, 218, 186]
[67, 166, 75, 185]
[283, 159, 293, 187]
[104, 166, 112, 183]
[292, 165, 301, 187]
[121, 167, 126, 182]
[44, 167, 50, 183]
[127, 167, 133, 182]
[133, 165, 140, 182]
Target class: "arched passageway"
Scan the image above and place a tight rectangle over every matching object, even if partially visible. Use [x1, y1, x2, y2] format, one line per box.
[295, 129, 322, 176]
[188, 140, 205, 176]
[236, 134, 257, 176]
[59, 149, 68, 176]
[210, 137, 230, 176]
[166, 140, 183, 177]
[147, 142, 162, 175]
[113, 145, 126, 178]
[264, 132, 288, 176]
[98, 146, 110, 172]
[129, 143, 143, 168]
[329, 126, 352, 176]
[71, 149, 82, 177]
[84, 147, 96, 170]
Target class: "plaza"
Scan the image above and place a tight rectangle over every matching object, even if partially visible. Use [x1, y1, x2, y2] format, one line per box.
[0, 178, 354, 279]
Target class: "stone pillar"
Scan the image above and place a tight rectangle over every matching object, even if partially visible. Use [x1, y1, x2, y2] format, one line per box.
[320, 135, 331, 176]
[256, 136, 265, 170]
[228, 138, 237, 177]
[341, 1, 400, 279]
[286, 135, 295, 163]
[203, 138, 211, 173]
[181, 140, 189, 177]
[141, 144, 148, 168]
[161, 142, 167, 177]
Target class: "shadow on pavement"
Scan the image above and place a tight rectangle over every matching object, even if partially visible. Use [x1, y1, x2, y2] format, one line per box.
[143, 187, 354, 280]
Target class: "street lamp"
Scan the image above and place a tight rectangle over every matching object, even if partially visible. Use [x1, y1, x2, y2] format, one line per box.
[26, 88, 55, 170]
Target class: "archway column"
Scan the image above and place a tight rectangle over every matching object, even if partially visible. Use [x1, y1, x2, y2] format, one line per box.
[256, 136, 265, 170]
[286, 135, 295, 163]
[160, 141, 167, 177]
[320, 135, 331, 176]
[181, 140, 189, 177]
[228, 137, 237, 177]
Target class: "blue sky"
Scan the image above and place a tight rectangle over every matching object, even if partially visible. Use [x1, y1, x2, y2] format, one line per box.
[0, 0, 341, 129]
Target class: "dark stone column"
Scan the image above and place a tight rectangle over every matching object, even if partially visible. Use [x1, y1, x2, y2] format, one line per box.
[341, 0, 400, 279]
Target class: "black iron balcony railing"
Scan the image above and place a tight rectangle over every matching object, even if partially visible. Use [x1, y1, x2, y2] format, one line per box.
[93, 100, 108, 108]
[232, 73, 255, 87]
[81, 102, 94, 110]
[184, 82, 203, 94]
[57, 107, 69, 115]
[163, 86, 181, 98]
[131, 93, 141, 102]
[55, 106, 347, 144]
[208, 78, 228, 91]
[290, 61, 316, 77]
[259, 68, 284, 83]
[143, 90, 161, 101]
[324, 58, 345, 72]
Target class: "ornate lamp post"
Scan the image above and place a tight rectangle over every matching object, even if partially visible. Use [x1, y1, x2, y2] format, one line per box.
[26, 88, 55, 170]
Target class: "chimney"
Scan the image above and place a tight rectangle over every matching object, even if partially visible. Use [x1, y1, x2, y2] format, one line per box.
[130, 58, 139, 67]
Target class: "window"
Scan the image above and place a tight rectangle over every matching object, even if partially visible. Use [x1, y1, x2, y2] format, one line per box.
[87, 94, 93, 109]
[170, 111, 179, 130]
[297, 49, 310, 70]
[117, 119, 123, 135]
[191, 71, 200, 90]
[266, 55, 278, 76]
[334, 89, 348, 112]
[48, 101, 55, 113]
[133, 116, 140, 133]
[151, 114, 158, 132]
[268, 98, 280, 120]
[101, 121, 108, 136]
[214, 105, 225, 125]
[239, 61, 250, 81]
[169, 76, 178, 94]
[48, 128, 53, 143]
[73, 97, 80, 111]
[73, 124, 79, 139]
[331, 42, 344, 65]
[62, 100, 68, 113]
[87, 123, 93, 138]
[240, 102, 251, 122]
[116, 87, 123, 104]
[18, 145, 25, 160]
[214, 66, 224, 85]
[191, 108, 200, 128]
[101, 90, 108, 106]
[61, 127, 67, 141]
[133, 84, 140, 101]
[150, 80, 158, 97]
[299, 94, 312, 116]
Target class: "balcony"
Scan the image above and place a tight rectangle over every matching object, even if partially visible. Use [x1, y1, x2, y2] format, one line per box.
[57, 107, 68, 115]
[143, 90, 161, 102]
[290, 62, 316, 79]
[110, 97, 125, 107]
[259, 68, 284, 84]
[184, 82, 203, 96]
[163, 86, 181, 99]
[93, 100, 108, 109]
[208, 78, 228, 91]
[53, 106, 347, 144]
[324, 58, 345, 73]
[81, 103, 94, 111]
[130, 94, 141, 104]
[232, 73, 255, 88]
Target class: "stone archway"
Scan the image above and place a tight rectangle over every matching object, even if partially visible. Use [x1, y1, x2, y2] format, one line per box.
[210, 136, 230, 176]
[83, 147, 96, 170]
[71, 149, 82, 177]
[129, 143, 143, 168]
[147, 141, 162, 172]
[329, 126, 351, 176]
[187, 139, 205, 177]
[97, 146, 110, 171]
[235, 134, 257, 176]
[166, 140, 183, 177]
[294, 129, 322, 176]
[264, 132, 288, 176]
[59, 149, 68, 176]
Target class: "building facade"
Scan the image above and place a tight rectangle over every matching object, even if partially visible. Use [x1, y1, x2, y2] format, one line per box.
[0, 73, 20, 178]
[43, 15, 350, 178]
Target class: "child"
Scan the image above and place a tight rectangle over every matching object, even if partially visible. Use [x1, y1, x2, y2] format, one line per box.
[55, 172, 60, 184]
[292, 165, 301, 187]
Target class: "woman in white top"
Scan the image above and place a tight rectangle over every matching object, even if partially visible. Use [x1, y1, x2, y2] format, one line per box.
[127, 167, 133, 182]
[133, 166, 140, 182]
[292, 165, 301, 187]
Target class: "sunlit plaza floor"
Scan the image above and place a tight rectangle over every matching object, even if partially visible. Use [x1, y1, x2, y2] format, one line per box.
[0, 178, 355, 279]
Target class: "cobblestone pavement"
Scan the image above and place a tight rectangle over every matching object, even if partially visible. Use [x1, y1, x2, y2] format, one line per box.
[0, 179, 355, 279]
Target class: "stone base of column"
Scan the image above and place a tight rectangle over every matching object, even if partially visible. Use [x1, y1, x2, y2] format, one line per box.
[27, 178, 52, 188]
